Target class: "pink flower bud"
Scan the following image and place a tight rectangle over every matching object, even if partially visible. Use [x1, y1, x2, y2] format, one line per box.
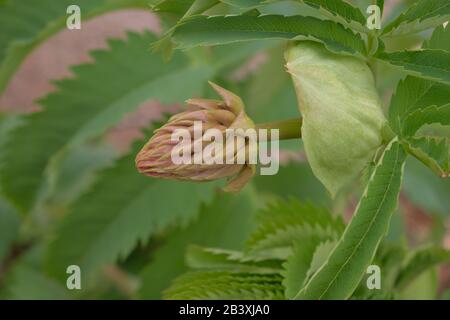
[135, 82, 256, 192]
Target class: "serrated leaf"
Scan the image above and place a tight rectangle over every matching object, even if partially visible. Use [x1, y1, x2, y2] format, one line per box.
[164, 271, 284, 299]
[151, 0, 198, 13]
[0, 0, 148, 96]
[425, 25, 450, 51]
[404, 136, 449, 178]
[403, 103, 450, 136]
[139, 191, 257, 299]
[44, 134, 219, 283]
[388, 76, 450, 135]
[395, 246, 450, 290]
[377, 50, 450, 85]
[282, 239, 335, 299]
[245, 199, 344, 254]
[294, 0, 366, 32]
[172, 14, 367, 56]
[0, 31, 213, 212]
[186, 245, 283, 273]
[381, 0, 450, 37]
[295, 140, 407, 300]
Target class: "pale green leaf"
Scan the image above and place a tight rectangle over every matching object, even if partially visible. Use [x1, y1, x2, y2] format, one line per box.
[296, 140, 407, 300]
[382, 0, 450, 37]
[172, 14, 367, 56]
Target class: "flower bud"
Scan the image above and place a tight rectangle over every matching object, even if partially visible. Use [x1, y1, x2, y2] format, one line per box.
[286, 41, 387, 196]
[135, 82, 256, 192]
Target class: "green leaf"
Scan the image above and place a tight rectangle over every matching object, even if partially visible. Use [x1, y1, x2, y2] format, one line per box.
[404, 136, 449, 178]
[395, 246, 450, 290]
[253, 163, 329, 205]
[0, 0, 149, 96]
[295, 140, 407, 300]
[44, 135, 218, 283]
[0, 115, 21, 261]
[388, 76, 450, 135]
[404, 157, 450, 216]
[0, 31, 213, 212]
[2, 245, 72, 300]
[139, 191, 257, 299]
[246, 199, 344, 255]
[243, 45, 300, 122]
[0, 195, 20, 261]
[172, 14, 367, 56]
[163, 271, 284, 299]
[282, 239, 335, 299]
[293, 0, 367, 32]
[377, 50, 450, 85]
[426, 25, 450, 51]
[151, 0, 198, 13]
[403, 103, 450, 136]
[4, 264, 71, 300]
[186, 245, 283, 273]
[381, 0, 450, 37]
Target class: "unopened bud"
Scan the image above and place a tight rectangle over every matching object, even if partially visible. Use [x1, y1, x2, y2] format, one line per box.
[135, 82, 256, 192]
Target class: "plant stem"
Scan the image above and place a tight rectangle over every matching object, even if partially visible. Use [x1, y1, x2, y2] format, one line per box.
[255, 118, 302, 141]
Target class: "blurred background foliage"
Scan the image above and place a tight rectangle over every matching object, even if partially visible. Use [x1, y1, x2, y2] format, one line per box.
[0, 0, 449, 299]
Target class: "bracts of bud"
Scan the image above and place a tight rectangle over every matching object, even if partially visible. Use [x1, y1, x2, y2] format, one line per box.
[135, 82, 256, 193]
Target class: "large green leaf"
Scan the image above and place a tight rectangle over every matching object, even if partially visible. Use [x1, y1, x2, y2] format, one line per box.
[0, 0, 149, 96]
[44, 132, 220, 283]
[172, 14, 367, 56]
[295, 140, 407, 300]
[388, 76, 450, 135]
[381, 0, 450, 37]
[0, 32, 213, 212]
[139, 191, 257, 299]
[377, 50, 450, 85]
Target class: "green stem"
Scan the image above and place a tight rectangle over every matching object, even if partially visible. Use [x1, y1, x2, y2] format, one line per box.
[255, 118, 302, 141]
